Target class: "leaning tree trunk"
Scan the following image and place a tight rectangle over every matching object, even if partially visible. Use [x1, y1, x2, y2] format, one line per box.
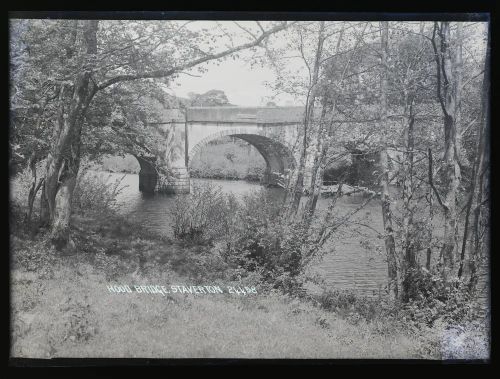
[42, 20, 99, 251]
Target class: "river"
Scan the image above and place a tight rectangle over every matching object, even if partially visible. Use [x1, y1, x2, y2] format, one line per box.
[100, 171, 391, 296]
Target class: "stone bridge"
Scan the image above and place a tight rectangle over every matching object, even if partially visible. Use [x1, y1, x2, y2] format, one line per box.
[136, 106, 308, 194]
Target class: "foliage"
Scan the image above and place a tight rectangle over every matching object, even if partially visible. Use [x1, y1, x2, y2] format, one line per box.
[72, 169, 127, 217]
[9, 20, 288, 170]
[187, 89, 231, 106]
[172, 184, 318, 294]
[398, 268, 485, 327]
[315, 268, 486, 337]
[89, 154, 140, 174]
[10, 160, 45, 208]
[222, 191, 313, 293]
[316, 289, 391, 324]
[171, 182, 238, 244]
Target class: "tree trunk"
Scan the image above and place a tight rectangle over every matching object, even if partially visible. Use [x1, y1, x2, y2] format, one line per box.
[401, 108, 418, 300]
[26, 153, 38, 225]
[290, 22, 325, 215]
[469, 24, 490, 291]
[380, 149, 399, 299]
[431, 21, 464, 283]
[50, 175, 77, 250]
[440, 115, 461, 282]
[304, 104, 328, 218]
[42, 20, 99, 251]
[426, 180, 434, 271]
[379, 21, 399, 300]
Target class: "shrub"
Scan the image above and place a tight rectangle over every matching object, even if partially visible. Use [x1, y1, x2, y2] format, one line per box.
[9, 160, 46, 208]
[316, 289, 392, 323]
[171, 185, 318, 294]
[171, 182, 238, 244]
[315, 268, 486, 334]
[218, 190, 315, 294]
[72, 169, 127, 217]
[399, 268, 485, 328]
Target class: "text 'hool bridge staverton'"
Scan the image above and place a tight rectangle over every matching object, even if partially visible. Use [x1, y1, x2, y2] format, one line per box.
[134, 106, 314, 194]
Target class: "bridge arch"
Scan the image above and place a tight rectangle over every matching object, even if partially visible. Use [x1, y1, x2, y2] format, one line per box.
[187, 128, 296, 186]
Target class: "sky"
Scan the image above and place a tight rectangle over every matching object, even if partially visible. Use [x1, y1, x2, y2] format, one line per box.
[166, 21, 487, 107]
[167, 21, 302, 107]
[169, 59, 297, 107]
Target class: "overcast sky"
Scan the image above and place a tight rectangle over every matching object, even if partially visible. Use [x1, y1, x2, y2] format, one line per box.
[170, 60, 298, 106]
[167, 20, 487, 107]
[167, 21, 301, 107]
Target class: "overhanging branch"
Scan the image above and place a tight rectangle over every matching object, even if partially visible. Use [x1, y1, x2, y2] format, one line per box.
[97, 22, 291, 91]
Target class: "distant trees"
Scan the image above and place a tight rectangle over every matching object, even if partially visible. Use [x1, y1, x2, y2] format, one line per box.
[187, 89, 231, 106]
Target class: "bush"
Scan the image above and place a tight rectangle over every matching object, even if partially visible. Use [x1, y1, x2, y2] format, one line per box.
[171, 182, 238, 244]
[399, 268, 485, 328]
[72, 169, 127, 216]
[218, 190, 316, 294]
[316, 289, 392, 324]
[10, 160, 46, 208]
[171, 185, 318, 294]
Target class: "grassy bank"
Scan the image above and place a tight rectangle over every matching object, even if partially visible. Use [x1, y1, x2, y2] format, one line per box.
[9, 204, 489, 360]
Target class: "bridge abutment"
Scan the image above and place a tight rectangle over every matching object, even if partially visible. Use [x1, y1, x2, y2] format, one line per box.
[163, 166, 190, 194]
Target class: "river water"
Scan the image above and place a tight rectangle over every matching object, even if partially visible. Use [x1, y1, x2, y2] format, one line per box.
[102, 172, 390, 296]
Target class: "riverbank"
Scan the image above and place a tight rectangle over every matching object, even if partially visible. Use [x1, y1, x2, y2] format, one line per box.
[9, 204, 489, 359]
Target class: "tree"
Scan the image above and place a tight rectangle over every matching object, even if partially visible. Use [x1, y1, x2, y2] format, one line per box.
[465, 24, 490, 291]
[11, 19, 291, 250]
[262, 20, 488, 301]
[290, 21, 326, 215]
[188, 89, 231, 106]
[430, 22, 464, 283]
[378, 21, 399, 299]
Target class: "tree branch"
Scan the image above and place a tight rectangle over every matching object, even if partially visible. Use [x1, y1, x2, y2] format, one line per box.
[97, 22, 290, 91]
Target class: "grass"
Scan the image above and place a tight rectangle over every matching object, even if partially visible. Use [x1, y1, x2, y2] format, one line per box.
[11, 265, 428, 359]
[9, 197, 489, 360]
[10, 210, 445, 360]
